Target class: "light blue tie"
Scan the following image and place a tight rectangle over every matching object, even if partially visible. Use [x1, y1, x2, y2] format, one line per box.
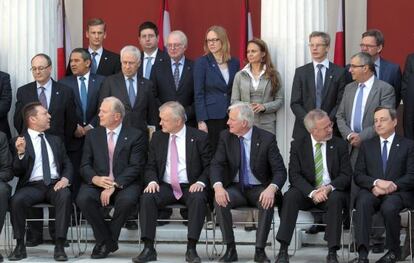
[79, 76, 88, 124]
[91, 52, 98, 74]
[144, 57, 153, 79]
[353, 83, 365, 133]
[128, 78, 136, 107]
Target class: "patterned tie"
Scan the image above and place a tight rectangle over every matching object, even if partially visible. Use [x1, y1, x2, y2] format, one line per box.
[353, 83, 365, 133]
[144, 57, 153, 79]
[239, 136, 250, 191]
[173, 62, 180, 90]
[382, 140, 388, 174]
[170, 135, 182, 199]
[128, 78, 136, 107]
[314, 142, 323, 187]
[79, 76, 88, 124]
[38, 86, 47, 109]
[316, 64, 324, 109]
[91, 52, 98, 74]
[39, 134, 51, 185]
[108, 131, 115, 180]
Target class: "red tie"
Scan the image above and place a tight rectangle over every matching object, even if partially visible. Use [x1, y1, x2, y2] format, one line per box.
[170, 135, 182, 199]
[108, 131, 115, 180]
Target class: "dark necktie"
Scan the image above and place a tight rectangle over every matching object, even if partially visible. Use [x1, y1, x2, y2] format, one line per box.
[173, 62, 180, 90]
[382, 140, 388, 174]
[108, 131, 115, 180]
[38, 86, 47, 109]
[91, 52, 98, 74]
[128, 78, 136, 107]
[353, 83, 365, 133]
[316, 64, 324, 108]
[79, 76, 88, 124]
[239, 136, 250, 191]
[39, 134, 51, 185]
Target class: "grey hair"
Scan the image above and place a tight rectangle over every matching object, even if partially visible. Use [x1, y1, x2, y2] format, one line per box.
[351, 52, 375, 72]
[159, 101, 186, 121]
[228, 102, 254, 128]
[168, 30, 188, 47]
[120, 45, 141, 62]
[103, 96, 125, 119]
[309, 31, 331, 46]
[304, 109, 329, 133]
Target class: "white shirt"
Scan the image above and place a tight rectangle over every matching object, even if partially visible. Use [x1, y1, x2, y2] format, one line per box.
[220, 67, 230, 85]
[312, 58, 330, 86]
[143, 49, 158, 75]
[88, 46, 103, 68]
[242, 63, 266, 91]
[36, 78, 53, 108]
[350, 75, 375, 133]
[27, 129, 59, 182]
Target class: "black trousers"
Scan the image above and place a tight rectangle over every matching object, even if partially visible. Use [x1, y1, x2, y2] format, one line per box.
[355, 189, 406, 254]
[205, 118, 227, 154]
[10, 181, 72, 240]
[276, 187, 347, 249]
[140, 183, 207, 241]
[76, 183, 140, 244]
[0, 182, 11, 234]
[215, 184, 281, 248]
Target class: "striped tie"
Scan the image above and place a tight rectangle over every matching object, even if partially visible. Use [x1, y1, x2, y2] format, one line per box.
[314, 142, 323, 187]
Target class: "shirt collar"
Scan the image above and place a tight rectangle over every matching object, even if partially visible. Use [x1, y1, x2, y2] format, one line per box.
[240, 127, 253, 141]
[27, 128, 44, 139]
[380, 132, 395, 144]
[312, 58, 330, 69]
[88, 46, 103, 56]
[144, 49, 158, 59]
[124, 74, 137, 81]
[106, 123, 122, 136]
[310, 134, 327, 146]
[78, 71, 91, 81]
[36, 78, 52, 89]
[242, 63, 266, 78]
[171, 125, 186, 139]
[374, 57, 381, 68]
[171, 56, 185, 67]
[360, 74, 375, 87]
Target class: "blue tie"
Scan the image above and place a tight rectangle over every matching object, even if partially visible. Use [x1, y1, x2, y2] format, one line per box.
[239, 137, 250, 191]
[316, 64, 324, 108]
[91, 52, 98, 74]
[144, 57, 153, 79]
[382, 140, 388, 174]
[353, 83, 365, 133]
[128, 78, 136, 107]
[79, 76, 87, 124]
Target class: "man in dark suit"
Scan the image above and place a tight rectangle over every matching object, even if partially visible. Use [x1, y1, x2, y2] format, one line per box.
[403, 73, 414, 140]
[77, 97, 147, 259]
[401, 53, 414, 102]
[275, 109, 352, 263]
[210, 102, 286, 263]
[9, 102, 73, 261]
[13, 53, 77, 246]
[291, 31, 347, 141]
[150, 30, 196, 127]
[137, 21, 169, 79]
[66, 18, 121, 77]
[0, 71, 12, 139]
[133, 101, 211, 263]
[99, 45, 158, 135]
[60, 48, 105, 199]
[350, 106, 414, 263]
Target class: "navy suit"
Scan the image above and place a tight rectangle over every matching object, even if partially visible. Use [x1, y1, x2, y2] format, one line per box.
[138, 49, 169, 79]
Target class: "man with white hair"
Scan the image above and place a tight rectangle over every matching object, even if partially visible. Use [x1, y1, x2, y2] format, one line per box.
[210, 102, 286, 263]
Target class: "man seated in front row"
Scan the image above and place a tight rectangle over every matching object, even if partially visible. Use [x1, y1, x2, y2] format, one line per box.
[275, 109, 352, 263]
[351, 106, 414, 263]
[133, 101, 211, 263]
[9, 102, 73, 261]
[210, 102, 286, 263]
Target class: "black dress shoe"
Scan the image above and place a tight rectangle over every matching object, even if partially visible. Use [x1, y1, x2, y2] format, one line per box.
[254, 247, 270, 262]
[8, 244, 27, 261]
[218, 246, 238, 262]
[305, 225, 325, 234]
[326, 251, 338, 263]
[25, 237, 43, 247]
[132, 247, 157, 263]
[54, 245, 68, 261]
[185, 248, 201, 263]
[275, 249, 289, 263]
[348, 257, 369, 263]
[125, 220, 138, 230]
[0, 253, 3, 263]
[91, 241, 117, 259]
[372, 243, 385, 254]
[375, 250, 399, 263]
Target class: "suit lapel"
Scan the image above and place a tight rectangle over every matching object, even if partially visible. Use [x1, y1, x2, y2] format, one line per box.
[249, 127, 260, 171]
[159, 132, 169, 175]
[178, 60, 191, 92]
[185, 127, 195, 177]
[24, 132, 35, 160]
[306, 64, 317, 107]
[207, 54, 227, 86]
[116, 75, 131, 109]
[385, 136, 400, 177]
[322, 64, 333, 102]
[326, 139, 335, 176]
[346, 83, 358, 119]
[114, 127, 127, 159]
[87, 75, 99, 111]
[70, 76, 82, 109]
[48, 81, 60, 112]
[363, 80, 379, 119]
[303, 136, 316, 181]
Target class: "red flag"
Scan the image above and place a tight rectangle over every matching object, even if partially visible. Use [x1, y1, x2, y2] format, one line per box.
[157, 0, 171, 51]
[333, 0, 345, 67]
[239, 0, 253, 68]
[57, 0, 71, 80]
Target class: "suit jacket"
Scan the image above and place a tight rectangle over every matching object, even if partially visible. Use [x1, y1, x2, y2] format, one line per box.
[288, 135, 352, 197]
[194, 53, 240, 122]
[402, 53, 414, 102]
[0, 71, 12, 138]
[210, 126, 286, 189]
[13, 80, 77, 144]
[144, 126, 211, 186]
[290, 62, 346, 139]
[0, 131, 12, 182]
[99, 73, 158, 133]
[11, 132, 73, 190]
[80, 126, 147, 188]
[354, 135, 414, 204]
[150, 57, 196, 125]
[66, 48, 121, 77]
[138, 49, 169, 79]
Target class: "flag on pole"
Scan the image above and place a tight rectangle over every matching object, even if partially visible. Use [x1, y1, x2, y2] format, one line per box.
[157, 0, 171, 51]
[57, 0, 71, 80]
[239, 0, 254, 69]
[333, 0, 345, 67]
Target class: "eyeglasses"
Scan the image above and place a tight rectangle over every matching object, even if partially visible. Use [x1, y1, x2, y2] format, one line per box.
[359, 44, 378, 49]
[349, 64, 366, 69]
[30, 65, 51, 72]
[206, 38, 220, 44]
[308, 43, 327, 48]
[167, 43, 183, 49]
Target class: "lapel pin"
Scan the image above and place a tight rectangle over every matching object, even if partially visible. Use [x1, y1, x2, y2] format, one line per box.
[104, 57, 108, 60]
[124, 137, 128, 140]
[191, 138, 194, 142]
[396, 144, 400, 147]
[330, 145, 334, 149]
[92, 79, 95, 82]
[329, 75, 333, 79]
[56, 91, 59, 95]
[256, 143, 259, 147]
